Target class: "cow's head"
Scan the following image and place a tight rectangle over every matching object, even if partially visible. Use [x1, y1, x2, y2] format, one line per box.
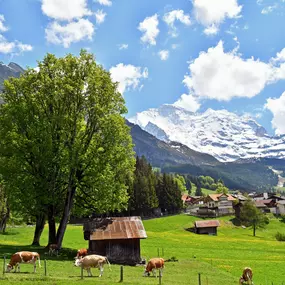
[6, 264, 13, 272]
[74, 257, 82, 267]
[143, 265, 150, 277]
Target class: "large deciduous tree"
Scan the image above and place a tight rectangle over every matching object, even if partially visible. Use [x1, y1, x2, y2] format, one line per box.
[0, 51, 134, 247]
[239, 200, 269, 236]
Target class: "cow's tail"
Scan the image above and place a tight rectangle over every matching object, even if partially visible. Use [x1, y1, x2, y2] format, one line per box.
[106, 257, 112, 271]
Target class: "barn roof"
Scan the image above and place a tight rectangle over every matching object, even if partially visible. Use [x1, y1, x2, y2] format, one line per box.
[85, 216, 147, 241]
[194, 220, 220, 228]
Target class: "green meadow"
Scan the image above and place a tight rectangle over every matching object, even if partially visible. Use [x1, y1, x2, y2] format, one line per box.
[0, 214, 285, 285]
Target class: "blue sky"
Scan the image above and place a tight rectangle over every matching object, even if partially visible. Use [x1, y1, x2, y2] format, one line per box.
[1, 0, 285, 135]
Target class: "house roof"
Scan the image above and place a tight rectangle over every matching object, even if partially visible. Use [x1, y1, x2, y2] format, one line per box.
[208, 193, 236, 202]
[194, 220, 220, 228]
[254, 200, 268, 208]
[85, 216, 147, 241]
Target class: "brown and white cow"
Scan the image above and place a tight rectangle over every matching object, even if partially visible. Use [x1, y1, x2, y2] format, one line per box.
[6, 251, 41, 273]
[48, 244, 59, 256]
[74, 254, 110, 277]
[143, 258, 164, 277]
[76, 248, 88, 259]
[239, 267, 253, 285]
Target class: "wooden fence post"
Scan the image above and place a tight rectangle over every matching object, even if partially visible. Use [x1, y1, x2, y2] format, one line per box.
[157, 248, 160, 257]
[158, 269, 162, 285]
[3, 256, 6, 276]
[119, 265, 123, 282]
[198, 273, 201, 285]
[44, 259, 47, 276]
[81, 266, 83, 279]
[162, 248, 164, 256]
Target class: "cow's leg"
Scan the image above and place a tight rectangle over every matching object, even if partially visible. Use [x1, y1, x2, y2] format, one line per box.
[34, 261, 36, 273]
[161, 268, 164, 277]
[17, 264, 20, 273]
[99, 265, 104, 277]
[152, 269, 156, 277]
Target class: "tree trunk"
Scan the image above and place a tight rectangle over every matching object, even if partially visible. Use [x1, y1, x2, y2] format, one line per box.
[0, 207, 10, 233]
[56, 185, 76, 249]
[48, 206, 57, 245]
[31, 214, 46, 246]
[253, 223, 256, 237]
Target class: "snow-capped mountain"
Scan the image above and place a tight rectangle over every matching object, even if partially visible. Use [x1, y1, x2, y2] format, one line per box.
[129, 104, 285, 162]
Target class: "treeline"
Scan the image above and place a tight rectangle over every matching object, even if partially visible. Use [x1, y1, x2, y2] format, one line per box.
[127, 156, 184, 216]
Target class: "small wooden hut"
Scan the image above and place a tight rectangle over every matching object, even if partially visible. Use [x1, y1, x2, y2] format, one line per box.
[83, 216, 147, 265]
[194, 220, 220, 235]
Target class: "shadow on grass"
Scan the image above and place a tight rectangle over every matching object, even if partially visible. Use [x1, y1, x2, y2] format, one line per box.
[0, 231, 20, 236]
[0, 244, 77, 261]
[229, 217, 241, 226]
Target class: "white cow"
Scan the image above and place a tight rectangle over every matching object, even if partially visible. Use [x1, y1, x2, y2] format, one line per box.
[74, 254, 110, 277]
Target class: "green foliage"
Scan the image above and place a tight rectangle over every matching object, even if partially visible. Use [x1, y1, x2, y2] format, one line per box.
[240, 200, 270, 236]
[275, 231, 285, 241]
[174, 175, 187, 193]
[0, 50, 135, 245]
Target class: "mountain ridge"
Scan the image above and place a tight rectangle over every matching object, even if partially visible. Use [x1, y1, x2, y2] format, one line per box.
[129, 104, 285, 162]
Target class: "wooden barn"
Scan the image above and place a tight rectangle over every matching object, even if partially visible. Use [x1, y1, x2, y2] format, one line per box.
[194, 220, 220, 235]
[83, 216, 147, 265]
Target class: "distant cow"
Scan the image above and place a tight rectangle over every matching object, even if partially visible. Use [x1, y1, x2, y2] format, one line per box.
[76, 248, 88, 259]
[74, 254, 110, 277]
[143, 258, 164, 277]
[239, 267, 253, 285]
[6, 251, 41, 273]
[48, 244, 59, 256]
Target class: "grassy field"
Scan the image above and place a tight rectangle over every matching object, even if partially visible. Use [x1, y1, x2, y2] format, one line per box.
[1, 215, 285, 285]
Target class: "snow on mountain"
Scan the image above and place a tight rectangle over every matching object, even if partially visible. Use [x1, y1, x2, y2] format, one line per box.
[129, 104, 285, 162]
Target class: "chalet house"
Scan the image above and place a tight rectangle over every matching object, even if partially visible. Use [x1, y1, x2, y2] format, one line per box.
[276, 200, 285, 215]
[198, 193, 236, 217]
[83, 216, 147, 265]
[254, 199, 276, 213]
[194, 220, 220, 235]
[182, 194, 204, 206]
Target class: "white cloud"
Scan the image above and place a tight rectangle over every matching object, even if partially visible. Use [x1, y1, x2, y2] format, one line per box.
[265, 92, 285, 135]
[41, 0, 91, 21]
[118, 44, 128, 50]
[0, 34, 33, 55]
[17, 42, 33, 52]
[158, 50, 169, 61]
[0, 14, 8, 32]
[171, 43, 179, 50]
[163, 9, 191, 37]
[173, 93, 201, 112]
[193, 0, 242, 34]
[138, 14, 159, 46]
[203, 24, 219, 35]
[95, 10, 106, 24]
[45, 19, 94, 48]
[182, 41, 285, 102]
[0, 40, 15, 54]
[109, 63, 148, 94]
[95, 0, 112, 6]
[261, 5, 278, 14]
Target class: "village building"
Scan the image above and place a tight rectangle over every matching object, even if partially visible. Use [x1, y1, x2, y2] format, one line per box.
[196, 193, 236, 217]
[194, 220, 220, 235]
[83, 216, 147, 265]
[276, 200, 285, 215]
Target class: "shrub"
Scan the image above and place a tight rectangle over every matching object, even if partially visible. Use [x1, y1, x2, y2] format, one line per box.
[275, 232, 285, 241]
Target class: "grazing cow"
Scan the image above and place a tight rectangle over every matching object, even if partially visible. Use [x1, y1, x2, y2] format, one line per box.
[239, 267, 253, 285]
[143, 258, 164, 277]
[48, 244, 59, 256]
[6, 251, 41, 273]
[76, 248, 88, 259]
[74, 254, 110, 277]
